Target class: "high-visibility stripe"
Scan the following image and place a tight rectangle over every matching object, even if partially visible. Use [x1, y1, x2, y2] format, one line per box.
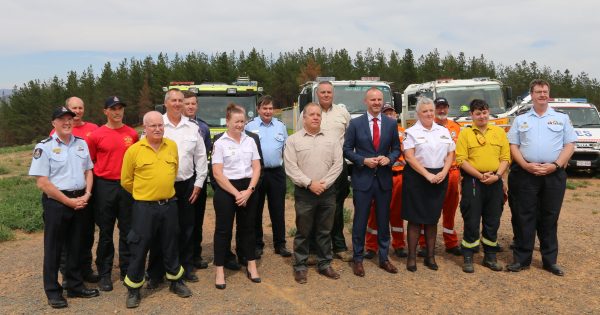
[443, 228, 455, 234]
[166, 266, 185, 280]
[391, 226, 404, 233]
[481, 237, 497, 247]
[366, 227, 378, 235]
[461, 239, 480, 248]
[124, 275, 144, 289]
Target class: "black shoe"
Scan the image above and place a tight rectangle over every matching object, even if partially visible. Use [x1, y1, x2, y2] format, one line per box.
[120, 274, 126, 282]
[543, 264, 565, 276]
[424, 257, 439, 271]
[445, 246, 462, 256]
[83, 272, 100, 283]
[246, 269, 261, 283]
[483, 254, 503, 271]
[238, 256, 249, 267]
[215, 283, 226, 290]
[146, 278, 164, 290]
[417, 247, 427, 258]
[224, 260, 242, 271]
[406, 255, 417, 272]
[183, 272, 199, 283]
[394, 248, 408, 258]
[169, 280, 192, 298]
[193, 257, 209, 269]
[98, 276, 113, 291]
[506, 262, 530, 272]
[126, 288, 141, 308]
[275, 246, 292, 257]
[48, 296, 68, 309]
[463, 256, 474, 273]
[66, 288, 100, 298]
[364, 250, 376, 259]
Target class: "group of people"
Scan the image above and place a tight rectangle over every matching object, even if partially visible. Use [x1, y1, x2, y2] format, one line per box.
[29, 79, 576, 309]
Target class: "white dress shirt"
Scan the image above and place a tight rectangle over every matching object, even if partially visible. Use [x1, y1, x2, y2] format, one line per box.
[367, 112, 382, 140]
[404, 120, 455, 168]
[212, 132, 261, 180]
[162, 113, 208, 187]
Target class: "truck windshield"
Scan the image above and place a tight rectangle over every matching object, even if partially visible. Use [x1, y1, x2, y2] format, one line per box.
[437, 85, 506, 116]
[196, 95, 257, 127]
[553, 107, 600, 127]
[328, 85, 392, 114]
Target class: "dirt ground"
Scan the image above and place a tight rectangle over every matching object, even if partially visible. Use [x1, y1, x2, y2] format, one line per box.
[1, 176, 599, 314]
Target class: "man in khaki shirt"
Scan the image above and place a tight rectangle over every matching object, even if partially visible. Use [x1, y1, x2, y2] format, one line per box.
[285, 103, 343, 284]
[298, 81, 353, 262]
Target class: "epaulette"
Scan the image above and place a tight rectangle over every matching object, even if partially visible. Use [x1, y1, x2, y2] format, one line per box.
[554, 109, 566, 115]
[74, 136, 84, 141]
[40, 137, 52, 144]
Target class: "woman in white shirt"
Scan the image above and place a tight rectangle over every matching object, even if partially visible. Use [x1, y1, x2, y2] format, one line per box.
[212, 104, 261, 289]
[402, 97, 455, 272]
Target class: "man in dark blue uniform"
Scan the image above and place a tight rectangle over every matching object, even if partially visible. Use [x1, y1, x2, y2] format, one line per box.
[29, 107, 100, 309]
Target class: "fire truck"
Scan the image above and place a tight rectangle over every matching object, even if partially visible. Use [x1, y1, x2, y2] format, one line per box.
[160, 77, 263, 136]
[279, 77, 401, 132]
[401, 77, 514, 130]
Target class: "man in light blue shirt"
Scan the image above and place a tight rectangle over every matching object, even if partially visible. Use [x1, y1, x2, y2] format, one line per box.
[245, 95, 291, 257]
[506, 79, 577, 276]
[29, 107, 99, 308]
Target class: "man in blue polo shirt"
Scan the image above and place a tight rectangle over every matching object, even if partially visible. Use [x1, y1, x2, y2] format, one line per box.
[245, 95, 291, 257]
[506, 79, 577, 276]
[29, 107, 100, 309]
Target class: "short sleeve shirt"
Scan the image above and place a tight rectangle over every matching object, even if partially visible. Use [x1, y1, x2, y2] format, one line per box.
[245, 117, 287, 168]
[29, 134, 93, 191]
[507, 107, 577, 163]
[404, 120, 455, 168]
[212, 132, 261, 180]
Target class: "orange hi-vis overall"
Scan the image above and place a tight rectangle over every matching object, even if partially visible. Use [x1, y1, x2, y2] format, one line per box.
[366, 126, 406, 251]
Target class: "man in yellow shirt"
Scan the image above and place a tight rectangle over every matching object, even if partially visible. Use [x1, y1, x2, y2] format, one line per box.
[120, 111, 191, 308]
[455, 99, 510, 273]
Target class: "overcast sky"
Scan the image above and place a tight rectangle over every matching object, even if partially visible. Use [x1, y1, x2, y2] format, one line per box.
[1, 0, 598, 90]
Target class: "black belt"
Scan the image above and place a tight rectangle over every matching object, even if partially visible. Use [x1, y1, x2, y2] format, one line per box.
[60, 189, 86, 198]
[264, 166, 283, 171]
[138, 197, 177, 206]
[392, 170, 403, 176]
[97, 177, 120, 183]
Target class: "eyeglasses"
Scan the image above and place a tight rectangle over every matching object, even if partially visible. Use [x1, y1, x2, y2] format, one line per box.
[146, 124, 164, 130]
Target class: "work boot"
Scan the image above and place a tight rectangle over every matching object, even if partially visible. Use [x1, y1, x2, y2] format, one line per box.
[126, 288, 141, 308]
[463, 254, 474, 273]
[169, 279, 192, 298]
[483, 253, 503, 271]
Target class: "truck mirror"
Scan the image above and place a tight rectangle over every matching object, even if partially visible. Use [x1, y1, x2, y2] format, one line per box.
[505, 86, 513, 103]
[154, 104, 166, 114]
[393, 92, 402, 113]
[299, 93, 310, 113]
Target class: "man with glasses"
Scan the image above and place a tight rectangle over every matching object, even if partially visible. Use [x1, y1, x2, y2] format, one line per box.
[455, 99, 510, 273]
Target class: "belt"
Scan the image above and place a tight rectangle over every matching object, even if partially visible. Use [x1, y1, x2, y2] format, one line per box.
[138, 197, 177, 206]
[264, 166, 283, 171]
[392, 170, 403, 175]
[97, 177, 120, 183]
[60, 189, 86, 198]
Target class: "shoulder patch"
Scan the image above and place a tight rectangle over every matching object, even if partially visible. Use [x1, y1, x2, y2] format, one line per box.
[33, 148, 43, 159]
[40, 136, 52, 144]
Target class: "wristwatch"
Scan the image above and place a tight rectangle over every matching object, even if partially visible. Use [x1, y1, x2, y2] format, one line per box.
[552, 162, 561, 170]
[249, 186, 255, 192]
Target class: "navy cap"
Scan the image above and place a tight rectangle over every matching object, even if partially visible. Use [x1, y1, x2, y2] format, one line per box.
[104, 96, 127, 108]
[52, 107, 76, 120]
[382, 103, 394, 112]
[434, 97, 449, 106]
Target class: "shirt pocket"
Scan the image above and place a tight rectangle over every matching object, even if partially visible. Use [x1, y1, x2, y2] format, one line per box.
[184, 136, 198, 153]
[546, 123, 564, 132]
[518, 126, 531, 145]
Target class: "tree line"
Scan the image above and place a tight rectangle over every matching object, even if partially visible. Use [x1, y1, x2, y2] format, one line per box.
[1, 47, 599, 147]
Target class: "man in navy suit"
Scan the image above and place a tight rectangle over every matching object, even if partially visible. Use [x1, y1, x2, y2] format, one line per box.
[343, 88, 401, 277]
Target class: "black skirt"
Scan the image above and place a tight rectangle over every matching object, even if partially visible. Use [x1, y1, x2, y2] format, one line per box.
[401, 164, 448, 224]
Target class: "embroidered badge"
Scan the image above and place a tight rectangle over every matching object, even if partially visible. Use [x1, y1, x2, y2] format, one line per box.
[33, 148, 43, 159]
[124, 136, 134, 147]
[52, 148, 61, 154]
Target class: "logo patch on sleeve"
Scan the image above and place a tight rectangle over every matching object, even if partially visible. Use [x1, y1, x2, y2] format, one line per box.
[33, 148, 43, 159]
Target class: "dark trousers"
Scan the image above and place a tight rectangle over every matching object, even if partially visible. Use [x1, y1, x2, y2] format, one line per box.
[460, 173, 504, 254]
[213, 178, 258, 266]
[255, 167, 287, 250]
[148, 177, 196, 278]
[42, 192, 86, 299]
[59, 198, 94, 277]
[192, 178, 208, 260]
[352, 180, 391, 264]
[124, 199, 182, 287]
[293, 186, 335, 271]
[94, 177, 133, 278]
[508, 164, 567, 266]
[309, 162, 349, 253]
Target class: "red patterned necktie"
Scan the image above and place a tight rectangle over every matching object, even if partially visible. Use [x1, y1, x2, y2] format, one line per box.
[372, 117, 380, 150]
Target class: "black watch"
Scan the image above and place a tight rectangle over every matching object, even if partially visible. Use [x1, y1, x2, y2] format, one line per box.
[552, 162, 560, 170]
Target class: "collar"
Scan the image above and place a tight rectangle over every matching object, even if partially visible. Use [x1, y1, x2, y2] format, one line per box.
[222, 131, 249, 143]
[301, 128, 324, 137]
[163, 113, 192, 128]
[259, 117, 274, 127]
[414, 119, 441, 131]
[528, 106, 556, 118]
[367, 112, 382, 122]
[52, 133, 75, 146]
[140, 137, 168, 149]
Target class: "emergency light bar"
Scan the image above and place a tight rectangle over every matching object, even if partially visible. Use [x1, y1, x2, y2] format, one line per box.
[316, 77, 336, 82]
[361, 77, 380, 81]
